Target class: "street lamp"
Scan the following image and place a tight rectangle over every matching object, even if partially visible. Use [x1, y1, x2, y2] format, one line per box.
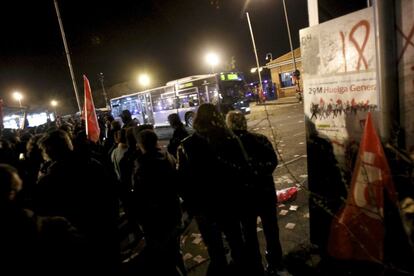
[98, 72, 109, 108]
[137, 73, 150, 89]
[205, 52, 220, 73]
[250, 67, 263, 73]
[51, 100, 58, 108]
[13, 91, 23, 107]
[50, 100, 58, 116]
[265, 53, 273, 62]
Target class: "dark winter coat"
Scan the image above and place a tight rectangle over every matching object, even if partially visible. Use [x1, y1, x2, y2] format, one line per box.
[177, 132, 248, 217]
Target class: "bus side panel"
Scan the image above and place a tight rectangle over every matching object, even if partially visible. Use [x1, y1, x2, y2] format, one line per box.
[153, 110, 177, 127]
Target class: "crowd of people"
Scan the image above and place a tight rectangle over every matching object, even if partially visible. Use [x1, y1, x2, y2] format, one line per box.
[0, 103, 287, 276]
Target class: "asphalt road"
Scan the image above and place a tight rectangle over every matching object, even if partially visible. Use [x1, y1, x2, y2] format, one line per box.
[153, 99, 310, 275]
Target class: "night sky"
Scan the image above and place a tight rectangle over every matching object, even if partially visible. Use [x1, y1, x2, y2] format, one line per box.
[0, 0, 367, 114]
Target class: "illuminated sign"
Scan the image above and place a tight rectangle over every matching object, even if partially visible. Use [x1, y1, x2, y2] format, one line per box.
[178, 82, 193, 89]
[220, 73, 241, 81]
[227, 73, 239, 80]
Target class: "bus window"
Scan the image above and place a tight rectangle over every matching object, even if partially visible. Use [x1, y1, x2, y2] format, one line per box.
[152, 90, 176, 112]
[177, 88, 199, 108]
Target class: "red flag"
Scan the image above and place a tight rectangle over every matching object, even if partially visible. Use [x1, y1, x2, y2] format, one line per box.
[83, 75, 100, 143]
[328, 112, 397, 262]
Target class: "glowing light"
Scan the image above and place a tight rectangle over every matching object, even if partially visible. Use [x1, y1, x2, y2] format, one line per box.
[205, 52, 220, 67]
[138, 74, 150, 87]
[50, 100, 58, 107]
[13, 91, 23, 101]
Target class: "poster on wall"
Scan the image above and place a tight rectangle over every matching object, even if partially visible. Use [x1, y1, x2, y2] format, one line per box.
[300, 7, 378, 147]
[396, 0, 414, 152]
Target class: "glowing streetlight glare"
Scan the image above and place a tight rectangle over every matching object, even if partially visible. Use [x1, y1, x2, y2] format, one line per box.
[250, 67, 263, 73]
[51, 100, 58, 107]
[13, 91, 23, 107]
[13, 91, 23, 101]
[205, 52, 219, 67]
[138, 74, 150, 88]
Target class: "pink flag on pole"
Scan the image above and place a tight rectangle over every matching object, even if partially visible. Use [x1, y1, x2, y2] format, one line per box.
[83, 75, 100, 143]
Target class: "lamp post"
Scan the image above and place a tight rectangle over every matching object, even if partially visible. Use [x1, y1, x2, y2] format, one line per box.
[50, 100, 58, 116]
[281, 0, 297, 72]
[205, 52, 220, 74]
[246, 12, 265, 103]
[265, 53, 273, 62]
[280, 0, 302, 98]
[98, 72, 109, 108]
[13, 91, 23, 108]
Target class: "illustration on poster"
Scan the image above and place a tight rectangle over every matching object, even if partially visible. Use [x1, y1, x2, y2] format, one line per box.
[310, 98, 377, 120]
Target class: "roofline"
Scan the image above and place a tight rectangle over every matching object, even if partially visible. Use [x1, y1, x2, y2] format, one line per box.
[266, 57, 302, 69]
[166, 74, 214, 86]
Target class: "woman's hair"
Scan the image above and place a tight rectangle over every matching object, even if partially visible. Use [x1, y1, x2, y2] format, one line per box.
[193, 103, 233, 141]
[226, 111, 247, 131]
[0, 164, 20, 202]
[38, 130, 73, 161]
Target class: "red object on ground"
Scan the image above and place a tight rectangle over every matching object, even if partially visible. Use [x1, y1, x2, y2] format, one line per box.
[277, 187, 298, 203]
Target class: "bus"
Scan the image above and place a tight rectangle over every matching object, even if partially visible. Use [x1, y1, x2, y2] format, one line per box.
[110, 71, 250, 127]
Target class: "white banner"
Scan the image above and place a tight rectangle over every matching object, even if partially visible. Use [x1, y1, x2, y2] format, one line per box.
[300, 7, 377, 142]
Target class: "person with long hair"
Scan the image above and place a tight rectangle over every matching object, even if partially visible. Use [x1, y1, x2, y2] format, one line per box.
[177, 103, 248, 275]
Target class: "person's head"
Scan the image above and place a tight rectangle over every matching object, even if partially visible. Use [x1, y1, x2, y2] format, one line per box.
[38, 130, 74, 162]
[226, 111, 247, 132]
[114, 128, 127, 144]
[136, 129, 159, 153]
[168, 113, 183, 129]
[0, 164, 22, 202]
[125, 127, 137, 149]
[120, 110, 132, 124]
[26, 134, 43, 161]
[193, 103, 226, 134]
[59, 123, 74, 139]
[111, 120, 121, 132]
[105, 114, 114, 123]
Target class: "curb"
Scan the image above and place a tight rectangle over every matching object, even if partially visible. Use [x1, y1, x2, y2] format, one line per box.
[254, 97, 299, 106]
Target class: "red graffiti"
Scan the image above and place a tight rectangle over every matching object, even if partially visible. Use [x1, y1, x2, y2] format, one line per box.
[411, 66, 414, 89]
[340, 31, 347, 72]
[397, 25, 414, 64]
[340, 20, 370, 72]
[349, 20, 370, 71]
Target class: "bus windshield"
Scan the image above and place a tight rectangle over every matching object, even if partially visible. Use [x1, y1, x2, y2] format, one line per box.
[220, 81, 247, 102]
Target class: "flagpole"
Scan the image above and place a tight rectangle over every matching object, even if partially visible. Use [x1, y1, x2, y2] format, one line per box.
[53, 0, 82, 113]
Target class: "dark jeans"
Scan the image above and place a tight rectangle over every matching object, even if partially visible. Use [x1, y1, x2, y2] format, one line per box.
[141, 222, 186, 276]
[195, 214, 244, 276]
[242, 184, 283, 271]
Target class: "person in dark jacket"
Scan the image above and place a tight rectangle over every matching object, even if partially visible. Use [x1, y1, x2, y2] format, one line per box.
[177, 103, 247, 275]
[226, 110, 285, 276]
[0, 163, 89, 275]
[132, 129, 186, 276]
[167, 113, 189, 157]
[33, 130, 120, 274]
[121, 109, 139, 128]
